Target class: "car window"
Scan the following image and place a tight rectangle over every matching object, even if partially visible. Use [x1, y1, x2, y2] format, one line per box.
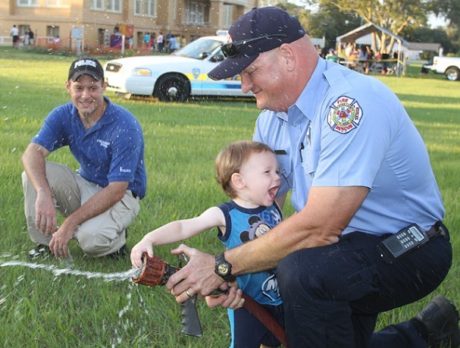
[173, 37, 223, 60]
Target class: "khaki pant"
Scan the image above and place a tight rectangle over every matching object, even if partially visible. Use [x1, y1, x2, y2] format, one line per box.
[22, 161, 140, 257]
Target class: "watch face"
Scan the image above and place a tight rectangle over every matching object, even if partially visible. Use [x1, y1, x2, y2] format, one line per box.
[218, 263, 229, 275]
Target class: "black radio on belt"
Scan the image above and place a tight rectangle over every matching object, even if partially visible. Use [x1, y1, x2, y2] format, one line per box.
[377, 224, 429, 263]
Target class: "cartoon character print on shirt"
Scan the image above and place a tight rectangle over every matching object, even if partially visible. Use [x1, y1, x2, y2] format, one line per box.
[240, 214, 281, 302]
[240, 206, 282, 242]
[240, 216, 270, 243]
[327, 96, 363, 134]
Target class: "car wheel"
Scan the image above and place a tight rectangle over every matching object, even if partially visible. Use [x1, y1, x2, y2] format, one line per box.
[445, 67, 460, 81]
[155, 74, 191, 102]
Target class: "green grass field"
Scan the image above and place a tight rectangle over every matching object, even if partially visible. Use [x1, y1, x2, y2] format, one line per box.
[0, 47, 459, 347]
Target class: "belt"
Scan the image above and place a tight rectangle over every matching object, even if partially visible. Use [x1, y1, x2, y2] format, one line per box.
[425, 221, 449, 239]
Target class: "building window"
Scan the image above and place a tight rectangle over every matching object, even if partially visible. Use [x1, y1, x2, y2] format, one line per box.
[135, 0, 156, 17]
[90, 0, 120, 11]
[222, 4, 233, 28]
[171, 0, 176, 21]
[47, 26, 59, 37]
[135, 0, 141, 14]
[98, 28, 110, 46]
[91, 0, 104, 10]
[46, 25, 60, 44]
[46, 0, 70, 7]
[106, 0, 122, 12]
[17, 0, 38, 6]
[147, 0, 155, 17]
[186, 1, 206, 25]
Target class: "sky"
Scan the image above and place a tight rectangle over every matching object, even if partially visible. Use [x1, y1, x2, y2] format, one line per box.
[428, 14, 448, 29]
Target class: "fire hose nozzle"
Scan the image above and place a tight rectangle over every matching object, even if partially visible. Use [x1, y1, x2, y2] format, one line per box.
[132, 253, 178, 287]
[131, 253, 203, 337]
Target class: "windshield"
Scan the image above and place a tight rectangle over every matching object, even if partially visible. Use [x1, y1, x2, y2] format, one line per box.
[172, 37, 223, 60]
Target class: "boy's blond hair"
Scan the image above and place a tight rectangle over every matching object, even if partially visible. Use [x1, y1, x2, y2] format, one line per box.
[215, 140, 274, 198]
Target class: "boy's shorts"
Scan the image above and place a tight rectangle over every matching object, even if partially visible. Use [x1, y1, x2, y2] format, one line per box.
[228, 304, 284, 348]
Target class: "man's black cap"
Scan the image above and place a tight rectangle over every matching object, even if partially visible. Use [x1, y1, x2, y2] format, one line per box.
[208, 7, 305, 80]
[68, 57, 104, 81]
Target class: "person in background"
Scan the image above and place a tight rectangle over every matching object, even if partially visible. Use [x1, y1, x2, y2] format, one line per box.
[10, 24, 19, 48]
[150, 33, 156, 51]
[22, 57, 146, 260]
[143, 32, 151, 49]
[325, 48, 339, 63]
[165, 31, 172, 52]
[131, 140, 283, 348]
[381, 51, 391, 74]
[23, 28, 30, 46]
[168, 34, 178, 53]
[53, 35, 61, 46]
[164, 7, 459, 348]
[28, 28, 34, 46]
[156, 31, 164, 52]
[358, 45, 369, 74]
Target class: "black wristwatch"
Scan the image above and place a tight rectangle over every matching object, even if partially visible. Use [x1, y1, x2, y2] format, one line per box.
[215, 253, 236, 282]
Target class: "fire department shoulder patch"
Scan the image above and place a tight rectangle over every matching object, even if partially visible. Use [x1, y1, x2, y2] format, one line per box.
[327, 96, 363, 134]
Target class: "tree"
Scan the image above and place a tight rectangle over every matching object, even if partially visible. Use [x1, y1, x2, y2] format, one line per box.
[273, 1, 312, 31]
[429, 0, 460, 28]
[402, 26, 454, 56]
[428, 0, 460, 54]
[305, 3, 362, 50]
[307, 0, 429, 53]
[278, 2, 361, 51]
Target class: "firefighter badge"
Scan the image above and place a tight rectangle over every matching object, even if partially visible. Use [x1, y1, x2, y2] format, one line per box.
[327, 96, 363, 134]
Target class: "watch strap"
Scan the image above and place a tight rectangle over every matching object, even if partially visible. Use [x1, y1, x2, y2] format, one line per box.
[215, 252, 236, 282]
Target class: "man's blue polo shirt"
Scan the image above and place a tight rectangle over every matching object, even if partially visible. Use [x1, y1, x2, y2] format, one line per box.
[33, 97, 146, 199]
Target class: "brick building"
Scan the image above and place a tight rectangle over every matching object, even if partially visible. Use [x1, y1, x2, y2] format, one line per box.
[0, 0, 257, 51]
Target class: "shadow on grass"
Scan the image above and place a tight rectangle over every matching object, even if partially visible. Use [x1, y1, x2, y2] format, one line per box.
[397, 93, 460, 105]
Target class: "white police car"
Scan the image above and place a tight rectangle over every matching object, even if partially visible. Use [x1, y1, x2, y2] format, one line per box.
[104, 35, 252, 102]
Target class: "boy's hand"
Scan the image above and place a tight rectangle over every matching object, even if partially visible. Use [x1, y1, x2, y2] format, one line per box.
[130, 240, 153, 268]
